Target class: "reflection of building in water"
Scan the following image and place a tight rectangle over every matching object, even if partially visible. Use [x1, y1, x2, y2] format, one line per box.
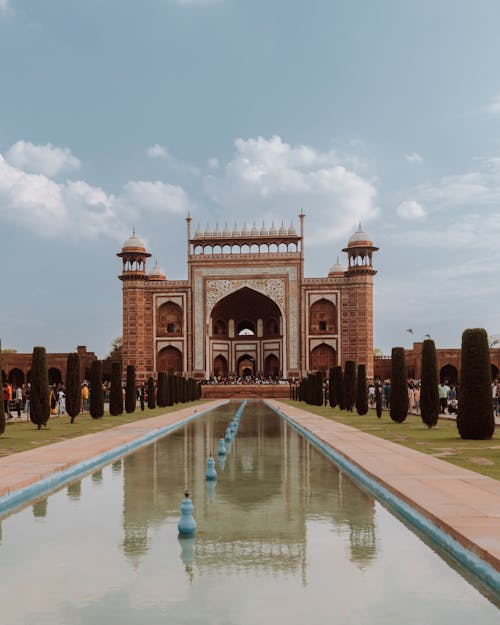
[121, 402, 377, 571]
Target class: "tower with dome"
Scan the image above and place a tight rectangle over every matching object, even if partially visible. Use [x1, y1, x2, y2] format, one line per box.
[117, 216, 378, 382]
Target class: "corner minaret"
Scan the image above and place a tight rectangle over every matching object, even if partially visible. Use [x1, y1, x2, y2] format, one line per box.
[341, 224, 379, 377]
[117, 232, 151, 380]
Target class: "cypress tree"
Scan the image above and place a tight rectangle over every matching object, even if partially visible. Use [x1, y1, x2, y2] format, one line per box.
[356, 364, 368, 415]
[315, 371, 324, 406]
[157, 372, 167, 407]
[375, 382, 382, 418]
[344, 361, 357, 411]
[65, 352, 81, 423]
[89, 360, 104, 419]
[109, 361, 124, 416]
[332, 366, 345, 410]
[140, 384, 145, 411]
[328, 367, 337, 408]
[390, 347, 408, 423]
[457, 328, 495, 439]
[166, 374, 174, 406]
[0, 339, 5, 435]
[30, 346, 50, 430]
[147, 377, 156, 409]
[125, 365, 136, 413]
[172, 375, 179, 404]
[420, 339, 440, 429]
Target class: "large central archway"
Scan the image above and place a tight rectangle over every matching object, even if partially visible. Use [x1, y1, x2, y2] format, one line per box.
[209, 287, 283, 377]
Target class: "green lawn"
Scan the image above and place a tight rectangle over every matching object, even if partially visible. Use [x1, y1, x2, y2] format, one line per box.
[282, 401, 500, 480]
[0, 401, 209, 458]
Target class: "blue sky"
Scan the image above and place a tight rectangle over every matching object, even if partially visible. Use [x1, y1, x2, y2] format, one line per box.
[1, 0, 500, 357]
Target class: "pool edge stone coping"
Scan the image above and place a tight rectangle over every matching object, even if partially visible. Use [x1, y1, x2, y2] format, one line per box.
[0, 400, 229, 519]
[266, 400, 500, 598]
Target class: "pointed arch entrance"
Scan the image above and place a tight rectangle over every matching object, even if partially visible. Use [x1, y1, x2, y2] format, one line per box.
[213, 354, 228, 378]
[310, 344, 337, 375]
[209, 287, 283, 378]
[157, 346, 182, 375]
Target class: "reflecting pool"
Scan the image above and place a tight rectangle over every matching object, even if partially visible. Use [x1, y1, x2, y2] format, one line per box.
[0, 401, 498, 624]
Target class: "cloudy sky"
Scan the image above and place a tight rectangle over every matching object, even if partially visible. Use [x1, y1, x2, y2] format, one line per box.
[1, 0, 500, 357]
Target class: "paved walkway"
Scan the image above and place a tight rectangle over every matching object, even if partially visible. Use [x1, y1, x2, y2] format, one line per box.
[268, 400, 500, 573]
[0, 401, 224, 499]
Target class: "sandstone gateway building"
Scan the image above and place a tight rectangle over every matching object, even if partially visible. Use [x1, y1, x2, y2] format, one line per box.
[118, 216, 378, 383]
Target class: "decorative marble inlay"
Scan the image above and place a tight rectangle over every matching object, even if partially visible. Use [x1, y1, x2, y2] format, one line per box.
[206, 278, 286, 313]
[309, 292, 337, 306]
[310, 338, 337, 351]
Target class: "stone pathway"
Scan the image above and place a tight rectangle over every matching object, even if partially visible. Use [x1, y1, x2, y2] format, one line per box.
[268, 399, 500, 574]
[0, 401, 224, 499]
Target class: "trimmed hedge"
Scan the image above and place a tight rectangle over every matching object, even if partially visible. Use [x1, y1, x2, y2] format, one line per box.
[457, 328, 495, 439]
[344, 361, 357, 412]
[125, 365, 136, 414]
[147, 377, 156, 409]
[420, 339, 439, 429]
[30, 346, 50, 430]
[65, 352, 81, 423]
[356, 364, 368, 415]
[109, 361, 124, 416]
[89, 360, 104, 419]
[157, 372, 167, 407]
[390, 347, 408, 423]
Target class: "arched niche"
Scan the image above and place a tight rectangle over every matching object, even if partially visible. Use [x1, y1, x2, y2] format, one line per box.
[309, 298, 337, 334]
[310, 344, 337, 375]
[213, 354, 228, 378]
[157, 346, 182, 375]
[157, 301, 183, 336]
[439, 363, 458, 385]
[8, 368, 25, 386]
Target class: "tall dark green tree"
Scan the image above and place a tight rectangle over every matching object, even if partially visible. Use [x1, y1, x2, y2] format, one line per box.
[344, 361, 357, 411]
[166, 374, 174, 406]
[125, 365, 136, 414]
[420, 339, 439, 429]
[65, 352, 81, 423]
[355, 364, 368, 415]
[375, 383, 382, 418]
[328, 367, 337, 408]
[157, 372, 167, 407]
[109, 362, 124, 416]
[147, 377, 156, 409]
[0, 339, 5, 435]
[89, 360, 104, 419]
[390, 347, 408, 423]
[30, 346, 50, 430]
[332, 366, 345, 410]
[314, 371, 323, 406]
[457, 328, 495, 439]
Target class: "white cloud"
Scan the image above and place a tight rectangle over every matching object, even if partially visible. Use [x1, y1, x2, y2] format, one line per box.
[404, 152, 423, 164]
[146, 144, 167, 159]
[397, 200, 426, 219]
[205, 135, 377, 243]
[483, 93, 500, 115]
[0, 152, 192, 241]
[123, 180, 190, 214]
[5, 141, 81, 177]
[207, 157, 219, 169]
[0, 0, 8, 12]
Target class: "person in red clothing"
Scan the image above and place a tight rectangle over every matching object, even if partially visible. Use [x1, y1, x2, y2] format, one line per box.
[3, 382, 12, 419]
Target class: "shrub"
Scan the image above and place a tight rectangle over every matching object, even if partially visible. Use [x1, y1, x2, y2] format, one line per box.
[89, 360, 104, 419]
[147, 377, 156, 409]
[166, 374, 174, 406]
[390, 347, 408, 423]
[331, 366, 345, 410]
[0, 340, 5, 436]
[157, 372, 167, 407]
[356, 364, 368, 415]
[344, 361, 357, 411]
[30, 346, 50, 430]
[328, 367, 336, 408]
[125, 365, 136, 413]
[457, 328, 495, 439]
[65, 353, 81, 423]
[109, 361, 124, 416]
[420, 339, 439, 429]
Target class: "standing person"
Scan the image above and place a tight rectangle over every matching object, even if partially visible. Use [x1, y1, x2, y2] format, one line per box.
[413, 385, 421, 413]
[57, 387, 66, 415]
[15, 385, 23, 418]
[368, 382, 376, 407]
[383, 380, 391, 409]
[438, 382, 448, 414]
[24, 384, 30, 421]
[81, 384, 89, 413]
[3, 382, 12, 419]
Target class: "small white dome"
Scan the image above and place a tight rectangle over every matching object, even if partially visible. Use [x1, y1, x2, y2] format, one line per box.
[222, 222, 231, 237]
[328, 257, 345, 276]
[232, 222, 240, 237]
[194, 223, 202, 237]
[241, 221, 250, 236]
[204, 223, 213, 237]
[213, 223, 221, 237]
[122, 233, 146, 251]
[260, 221, 268, 236]
[251, 221, 258, 235]
[149, 262, 166, 280]
[279, 221, 287, 235]
[269, 221, 277, 235]
[288, 222, 297, 235]
[348, 223, 372, 246]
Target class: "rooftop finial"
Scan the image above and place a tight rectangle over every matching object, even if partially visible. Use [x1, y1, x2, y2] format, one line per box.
[132, 226, 136, 235]
[358, 220, 362, 230]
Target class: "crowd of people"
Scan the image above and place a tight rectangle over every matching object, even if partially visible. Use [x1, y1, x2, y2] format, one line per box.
[203, 374, 288, 385]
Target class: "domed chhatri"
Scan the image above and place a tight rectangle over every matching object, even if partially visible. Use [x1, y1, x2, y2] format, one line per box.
[178, 490, 196, 536]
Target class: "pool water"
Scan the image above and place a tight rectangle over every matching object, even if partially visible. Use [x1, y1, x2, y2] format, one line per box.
[0, 401, 498, 624]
